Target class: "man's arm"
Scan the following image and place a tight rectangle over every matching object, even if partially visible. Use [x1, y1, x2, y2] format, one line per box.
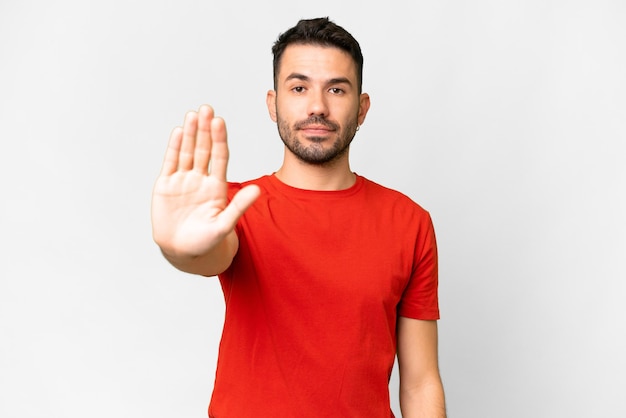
[151, 105, 260, 276]
[397, 317, 446, 418]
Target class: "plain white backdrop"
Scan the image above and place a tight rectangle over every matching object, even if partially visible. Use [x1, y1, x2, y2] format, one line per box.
[1, 0, 625, 417]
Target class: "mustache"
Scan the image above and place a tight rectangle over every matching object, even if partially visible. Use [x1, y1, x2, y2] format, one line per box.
[294, 116, 339, 131]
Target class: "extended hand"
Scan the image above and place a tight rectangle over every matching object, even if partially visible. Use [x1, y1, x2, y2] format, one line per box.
[151, 105, 260, 259]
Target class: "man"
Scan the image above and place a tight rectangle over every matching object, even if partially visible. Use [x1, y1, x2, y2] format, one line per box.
[152, 17, 445, 417]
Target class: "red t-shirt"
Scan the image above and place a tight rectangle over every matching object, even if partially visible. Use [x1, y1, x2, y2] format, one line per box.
[209, 174, 439, 417]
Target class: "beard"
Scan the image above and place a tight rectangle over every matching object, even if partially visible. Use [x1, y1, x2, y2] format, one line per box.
[276, 113, 359, 165]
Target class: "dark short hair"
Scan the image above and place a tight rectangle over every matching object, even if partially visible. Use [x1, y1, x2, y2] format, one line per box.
[272, 17, 364, 93]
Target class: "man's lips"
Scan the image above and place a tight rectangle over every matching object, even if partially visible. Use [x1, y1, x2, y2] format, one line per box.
[299, 125, 335, 134]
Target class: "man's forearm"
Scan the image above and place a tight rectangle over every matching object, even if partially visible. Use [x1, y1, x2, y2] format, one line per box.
[399, 378, 446, 418]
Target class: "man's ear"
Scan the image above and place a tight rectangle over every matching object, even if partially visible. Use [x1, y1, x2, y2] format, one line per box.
[266, 90, 277, 122]
[357, 93, 371, 126]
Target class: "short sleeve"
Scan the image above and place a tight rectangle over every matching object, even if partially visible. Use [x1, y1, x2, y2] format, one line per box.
[397, 217, 440, 320]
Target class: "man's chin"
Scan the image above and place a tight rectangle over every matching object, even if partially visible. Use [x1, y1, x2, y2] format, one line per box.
[294, 144, 348, 166]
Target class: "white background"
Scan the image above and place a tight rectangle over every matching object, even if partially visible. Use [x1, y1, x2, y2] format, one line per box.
[1, 1, 625, 417]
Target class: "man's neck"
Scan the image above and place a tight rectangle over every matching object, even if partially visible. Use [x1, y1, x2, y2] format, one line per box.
[274, 151, 356, 191]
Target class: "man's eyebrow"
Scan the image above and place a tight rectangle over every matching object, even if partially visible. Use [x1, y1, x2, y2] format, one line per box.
[285, 73, 310, 82]
[327, 77, 352, 86]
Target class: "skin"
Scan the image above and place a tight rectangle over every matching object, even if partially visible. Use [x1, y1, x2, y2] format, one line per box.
[151, 43, 445, 416]
[398, 318, 447, 417]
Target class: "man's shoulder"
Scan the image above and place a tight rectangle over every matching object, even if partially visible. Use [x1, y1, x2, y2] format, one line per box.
[359, 176, 430, 215]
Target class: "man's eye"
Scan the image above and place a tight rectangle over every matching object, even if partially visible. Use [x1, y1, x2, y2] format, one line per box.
[292, 86, 305, 93]
[329, 88, 344, 94]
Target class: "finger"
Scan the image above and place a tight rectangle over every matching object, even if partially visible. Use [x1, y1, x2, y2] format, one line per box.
[160, 126, 183, 176]
[218, 185, 261, 230]
[179, 110, 198, 171]
[209, 116, 229, 181]
[193, 105, 214, 175]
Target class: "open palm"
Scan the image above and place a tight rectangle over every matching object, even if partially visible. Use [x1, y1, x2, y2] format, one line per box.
[151, 105, 259, 258]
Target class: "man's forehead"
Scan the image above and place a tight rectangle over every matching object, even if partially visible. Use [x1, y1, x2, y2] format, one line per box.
[278, 44, 356, 81]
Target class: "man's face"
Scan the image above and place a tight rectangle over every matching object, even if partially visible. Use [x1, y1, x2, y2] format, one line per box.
[267, 44, 370, 165]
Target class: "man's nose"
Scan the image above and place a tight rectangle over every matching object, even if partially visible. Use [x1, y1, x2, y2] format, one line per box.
[307, 90, 329, 117]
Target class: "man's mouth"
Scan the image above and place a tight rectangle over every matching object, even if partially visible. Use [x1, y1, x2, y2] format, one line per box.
[299, 125, 335, 134]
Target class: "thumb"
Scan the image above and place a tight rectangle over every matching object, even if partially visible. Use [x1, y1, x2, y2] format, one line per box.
[218, 185, 261, 230]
